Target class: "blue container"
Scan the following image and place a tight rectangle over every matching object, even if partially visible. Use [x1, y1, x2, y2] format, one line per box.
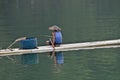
[20, 37, 37, 49]
[21, 53, 39, 65]
[56, 52, 64, 64]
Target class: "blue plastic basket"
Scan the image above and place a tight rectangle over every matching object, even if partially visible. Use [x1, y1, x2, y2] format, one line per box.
[20, 37, 37, 49]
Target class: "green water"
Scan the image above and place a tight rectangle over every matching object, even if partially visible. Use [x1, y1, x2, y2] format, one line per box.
[0, 0, 120, 80]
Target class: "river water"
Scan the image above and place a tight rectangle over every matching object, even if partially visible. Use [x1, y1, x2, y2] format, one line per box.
[0, 0, 120, 80]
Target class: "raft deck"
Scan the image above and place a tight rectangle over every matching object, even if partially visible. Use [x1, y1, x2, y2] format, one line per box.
[0, 39, 120, 56]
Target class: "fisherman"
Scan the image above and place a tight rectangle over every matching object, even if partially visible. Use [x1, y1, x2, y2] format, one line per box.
[46, 25, 62, 47]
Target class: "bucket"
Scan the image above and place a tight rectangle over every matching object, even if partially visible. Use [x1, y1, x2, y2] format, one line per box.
[56, 52, 64, 64]
[20, 37, 37, 49]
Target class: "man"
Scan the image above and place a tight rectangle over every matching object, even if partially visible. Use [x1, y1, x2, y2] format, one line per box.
[46, 25, 62, 47]
[46, 25, 63, 64]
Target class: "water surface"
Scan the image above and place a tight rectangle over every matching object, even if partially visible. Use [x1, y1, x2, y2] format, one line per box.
[0, 0, 120, 80]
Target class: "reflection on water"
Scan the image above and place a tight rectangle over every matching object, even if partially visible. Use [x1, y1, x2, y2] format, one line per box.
[56, 52, 64, 64]
[19, 51, 64, 73]
[21, 53, 39, 65]
[4, 51, 64, 73]
[0, 49, 120, 80]
[52, 51, 64, 73]
[48, 51, 64, 73]
[48, 51, 64, 64]
[15, 0, 36, 9]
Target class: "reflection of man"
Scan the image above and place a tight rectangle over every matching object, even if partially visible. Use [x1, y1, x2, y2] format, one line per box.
[56, 51, 64, 65]
[53, 51, 64, 73]
[48, 51, 64, 65]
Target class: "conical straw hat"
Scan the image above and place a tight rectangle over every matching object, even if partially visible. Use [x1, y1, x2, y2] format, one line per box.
[49, 25, 61, 31]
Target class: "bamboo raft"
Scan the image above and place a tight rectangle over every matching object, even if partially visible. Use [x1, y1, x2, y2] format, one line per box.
[0, 39, 120, 56]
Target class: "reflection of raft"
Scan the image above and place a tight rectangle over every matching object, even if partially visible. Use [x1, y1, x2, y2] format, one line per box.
[0, 39, 120, 56]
